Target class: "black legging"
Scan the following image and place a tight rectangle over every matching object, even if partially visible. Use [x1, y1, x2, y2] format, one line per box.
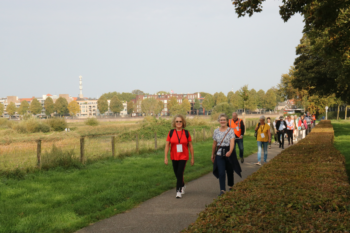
[172, 160, 187, 192]
[278, 131, 285, 147]
[286, 130, 293, 144]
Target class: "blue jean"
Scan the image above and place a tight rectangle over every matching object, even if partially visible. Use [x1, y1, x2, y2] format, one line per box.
[234, 138, 244, 158]
[257, 141, 268, 162]
[216, 155, 234, 191]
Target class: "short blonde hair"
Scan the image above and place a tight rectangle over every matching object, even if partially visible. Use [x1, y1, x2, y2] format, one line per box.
[171, 114, 187, 128]
[217, 113, 229, 122]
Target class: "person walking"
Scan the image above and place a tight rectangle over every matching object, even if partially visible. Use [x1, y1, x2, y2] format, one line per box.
[285, 115, 295, 145]
[298, 115, 308, 139]
[305, 112, 312, 135]
[212, 113, 241, 196]
[312, 113, 316, 127]
[293, 115, 298, 142]
[273, 118, 278, 144]
[228, 112, 245, 163]
[266, 117, 275, 149]
[276, 116, 287, 149]
[254, 116, 271, 165]
[164, 114, 194, 199]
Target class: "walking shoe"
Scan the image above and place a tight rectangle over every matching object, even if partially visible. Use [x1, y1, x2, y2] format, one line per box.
[241, 157, 244, 163]
[181, 185, 186, 195]
[176, 192, 182, 198]
[255, 162, 261, 166]
[269, 146, 271, 149]
[279, 145, 281, 148]
[218, 190, 225, 196]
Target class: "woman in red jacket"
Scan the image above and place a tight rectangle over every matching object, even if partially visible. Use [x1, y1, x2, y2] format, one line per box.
[164, 115, 194, 198]
[298, 115, 308, 139]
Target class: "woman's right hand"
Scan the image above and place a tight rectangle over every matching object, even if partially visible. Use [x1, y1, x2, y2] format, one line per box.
[211, 154, 215, 163]
[164, 157, 168, 165]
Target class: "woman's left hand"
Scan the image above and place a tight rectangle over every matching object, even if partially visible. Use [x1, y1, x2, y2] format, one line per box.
[191, 157, 194, 166]
[226, 152, 231, 157]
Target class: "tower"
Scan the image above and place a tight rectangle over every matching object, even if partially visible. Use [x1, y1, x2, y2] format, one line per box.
[79, 76, 83, 98]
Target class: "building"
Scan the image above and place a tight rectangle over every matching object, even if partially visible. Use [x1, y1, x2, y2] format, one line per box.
[76, 98, 128, 118]
[132, 92, 201, 116]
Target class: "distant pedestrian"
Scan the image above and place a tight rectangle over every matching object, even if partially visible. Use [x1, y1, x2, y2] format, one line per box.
[254, 116, 271, 166]
[298, 115, 308, 139]
[285, 115, 295, 145]
[164, 114, 194, 199]
[273, 118, 278, 144]
[312, 113, 316, 127]
[212, 113, 241, 196]
[228, 112, 245, 163]
[305, 112, 312, 135]
[266, 117, 275, 149]
[293, 115, 298, 142]
[276, 116, 287, 149]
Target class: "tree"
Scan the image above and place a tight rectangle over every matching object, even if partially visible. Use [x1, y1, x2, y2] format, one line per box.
[168, 96, 179, 110]
[202, 94, 215, 114]
[6, 102, 17, 118]
[68, 100, 80, 117]
[55, 97, 69, 116]
[169, 104, 187, 116]
[157, 91, 170, 95]
[214, 92, 227, 105]
[199, 92, 211, 98]
[264, 89, 277, 111]
[30, 98, 42, 115]
[131, 89, 145, 95]
[44, 97, 55, 116]
[141, 98, 162, 116]
[245, 89, 257, 111]
[0, 103, 4, 116]
[18, 100, 29, 115]
[212, 102, 235, 117]
[181, 98, 191, 115]
[227, 91, 234, 104]
[194, 98, 201, 115]
[229, 91, 242, 110]
[127, 101, 134, 115]
[97, 96, 108, 115]
[239, 85, 249, 113]
[256, 89, 265, 110]
[101, 92, 136, 102]
[110, 96, 123, 116]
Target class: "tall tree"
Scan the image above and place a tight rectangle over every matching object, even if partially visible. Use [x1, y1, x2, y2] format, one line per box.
[110, 95, 123, 116]
[212, 103, 235, 117]
[30, 98, 42, 115]
[227, 91, 234, 104]
[97, 96, 108, 115]
[127, 101, 134, 115]
[230, 91, 242, 110]
[239, 85, 249, 113]
[131, 89, 145, 95]
[0, 103, 4, 116]
[213, 92, 227, 105]
[168, 96, 179, 110]
[199, 92, 211, 98]
[156, 100, 164, 115]
[256, 89, 265, 110]
[202, 94, 215, 114]
[181, 98, 191, 115]
[44, 97, 55, 116]
[194, 98, 201, 114]
[157, 91, 170, 95]
[264, 89, 277, 111]
[141, 98, 161, 115]
[68, 100, 80, 117]
[6, 102, 17, 118]
[169, 104, 187, 116]
[55, 97, 69, 116]
[18, 100, 29, 115]
[245, 89, 257, 111]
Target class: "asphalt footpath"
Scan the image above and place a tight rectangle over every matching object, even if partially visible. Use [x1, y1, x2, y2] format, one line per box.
[76, 141, 294, 233]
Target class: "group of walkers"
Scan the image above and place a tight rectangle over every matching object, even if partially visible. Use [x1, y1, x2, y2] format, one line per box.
[164, 112, 316, 197]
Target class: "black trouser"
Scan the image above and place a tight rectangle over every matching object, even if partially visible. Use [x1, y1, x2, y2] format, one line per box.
[216, 155, 234, 191]
[172, 160, 187, 192]
[234, 138, 244, 158]
[286, 130, 293, 144]
[277, 131, 285, 147]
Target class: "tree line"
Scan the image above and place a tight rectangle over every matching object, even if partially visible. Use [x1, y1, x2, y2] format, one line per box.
[0, 97, 80, 118]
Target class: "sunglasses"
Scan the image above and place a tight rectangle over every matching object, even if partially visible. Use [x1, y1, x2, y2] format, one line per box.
[176, 121, 182, 123]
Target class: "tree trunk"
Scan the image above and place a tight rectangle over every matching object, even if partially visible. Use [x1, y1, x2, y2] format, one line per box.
[337, 105, 340, 120]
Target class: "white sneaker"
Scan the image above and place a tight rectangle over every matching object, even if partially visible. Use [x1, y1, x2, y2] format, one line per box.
[181, 185, 186, 195]
[176, 192, 182, 198]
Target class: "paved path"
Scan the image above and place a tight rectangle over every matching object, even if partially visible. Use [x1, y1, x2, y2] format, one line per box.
[77, 141, 293, 233]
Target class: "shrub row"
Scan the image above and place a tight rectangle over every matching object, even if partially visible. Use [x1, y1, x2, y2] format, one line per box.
[185, 120, 350, 232]
[6, 118, 67, 133]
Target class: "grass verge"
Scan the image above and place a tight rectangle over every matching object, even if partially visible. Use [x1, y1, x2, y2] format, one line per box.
[332, 120, 350, 181]
[184, 120, 350, 232]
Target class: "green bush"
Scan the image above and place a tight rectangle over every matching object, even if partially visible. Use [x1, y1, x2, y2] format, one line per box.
[47, 118, 67, 131]
[25, 118, 41, 133]
[185, 120, 350, 232]
[84, 117, 99, 126]
[7, 120, 16, 129]
[12, 123, 27, 133]
[211, 103, 235, 119]
[0, 118, 7, 126]
[39, 123, 51, 133]
[41, 144, 81, 170]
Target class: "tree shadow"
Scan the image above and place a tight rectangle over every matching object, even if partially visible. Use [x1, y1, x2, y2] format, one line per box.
[332, 121, 350, 182]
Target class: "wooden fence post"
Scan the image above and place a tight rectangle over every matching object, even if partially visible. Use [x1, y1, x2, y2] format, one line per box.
[136, 134, 139, 153]
[154, 132, 157, 150]
[111, 136, 116, 158]
[80, 137, 85, 163]
[36, 140, 41, 168]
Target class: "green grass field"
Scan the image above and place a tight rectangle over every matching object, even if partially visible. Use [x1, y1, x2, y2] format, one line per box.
[332, 120, 350, 180]
[0, 131, 258, 233]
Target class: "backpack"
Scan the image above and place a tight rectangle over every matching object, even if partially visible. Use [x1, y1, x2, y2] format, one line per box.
[169, 129, 190, 147]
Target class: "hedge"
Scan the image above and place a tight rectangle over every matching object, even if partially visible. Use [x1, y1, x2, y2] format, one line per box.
[184, 120, 350, 232]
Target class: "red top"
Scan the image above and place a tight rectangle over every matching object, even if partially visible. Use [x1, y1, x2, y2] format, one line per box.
[166, 130, 192, 161]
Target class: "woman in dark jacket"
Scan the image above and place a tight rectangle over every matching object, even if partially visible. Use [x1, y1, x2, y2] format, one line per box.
[276, 116, 287, 149]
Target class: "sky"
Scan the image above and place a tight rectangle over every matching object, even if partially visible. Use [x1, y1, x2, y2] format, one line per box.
[0, 0, 304, 98]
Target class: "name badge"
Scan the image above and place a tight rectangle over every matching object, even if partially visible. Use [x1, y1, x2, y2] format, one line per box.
[177, 144, 183, 153]
[236, 126, 239, 131]
[261, 133, 265, 138]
